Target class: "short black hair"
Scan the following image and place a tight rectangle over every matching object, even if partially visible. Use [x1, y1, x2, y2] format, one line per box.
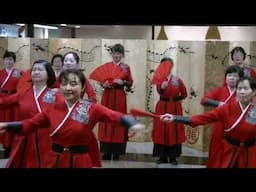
[3, 51, 16, 62]
[111, 44, 125, 56]
[236, 76, 256, 90]
[59, 69, 86, 90]
[51, 54, 64, 65]
[32, 60, 56, 87]
[231, 46, 246, 60]
[225, 65, 244, 78]
[64, 51, 80, 63]
[160, 57, 173, 63]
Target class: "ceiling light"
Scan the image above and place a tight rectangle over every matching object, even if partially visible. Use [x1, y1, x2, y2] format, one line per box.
[157, 26, 168, 40]
[205, 26, 221, 40]
[16, 23, 25, 26]
[33, 24, 58, 30]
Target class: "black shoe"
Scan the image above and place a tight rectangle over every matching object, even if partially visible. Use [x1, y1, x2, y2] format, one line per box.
[156, 158, 168, 164]
[4, 147, 11, 158]
[113, 154, 120, 160]
[169, 159, 178, 165]
[102, 154, 111, 160]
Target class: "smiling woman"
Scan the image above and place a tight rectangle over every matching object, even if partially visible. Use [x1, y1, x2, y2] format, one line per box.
[160, 76, 256, 168]
[0, 69, 144, 168]
[0, 59, 55, 168]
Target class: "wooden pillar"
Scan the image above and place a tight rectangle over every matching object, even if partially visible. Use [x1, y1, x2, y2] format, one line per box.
[152, 25, 155, 40]
[71, 28, 76, 38]
[26, 24, 34, 38]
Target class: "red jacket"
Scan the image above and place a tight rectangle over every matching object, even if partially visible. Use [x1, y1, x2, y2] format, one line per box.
[191, 101, 256, 168]
[0, 68, 23, 148]
[200, 85, 237, 168]
[18, 100, 127, 168]
[98, 62, 133, 143]
[153, 75, 187, 145]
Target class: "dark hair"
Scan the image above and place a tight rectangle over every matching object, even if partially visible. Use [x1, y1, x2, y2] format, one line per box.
[236, 76, 256, 90]
[64, 51, 80, 63]
[160, 57, 173, 63]
[59, 69, 86, 90]
[3, 51, 16, 62]
[231, 46, 246, 60]
[225, 65, 244, 78]
[32, 60, 56, 87]
[51, 54, 64, 65]
[111, 44, 125, 56]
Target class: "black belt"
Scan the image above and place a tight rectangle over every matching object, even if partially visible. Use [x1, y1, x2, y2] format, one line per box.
[160, 97, 180, 102]
[0, 90, 16, 94]
[52, 143, 88, 154]
[224, 135, 256, 147]
[106, 86, 124, 90]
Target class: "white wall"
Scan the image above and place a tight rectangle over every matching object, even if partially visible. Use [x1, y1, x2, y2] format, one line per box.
[75, 25, 256, 41]
[34, 25, 256, 41]
[48, 27, 72, 38]
[218, 26, 256, 41]
[34, 28, 45, 38]
[155, 26, 256, 41]
[34, 27, 72, 38]
[75, 25, 152, 39]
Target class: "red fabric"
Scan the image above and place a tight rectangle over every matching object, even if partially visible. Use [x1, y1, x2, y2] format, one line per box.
[200, 86, 236, 168]
[98, 62, 133, 143]
[191, 101, 256, 168]
[151, 61, 173, 85]
[1, 88, 53, 168]
[89, 63, 125, 85]
[152, 75, 187, 145]
[16, 70, 99, 166]
[19, 101, 124, 168]
[82, 78, 97, 103]
[0, 68, 23, 148]
[88, 133, 102, 167]
[51, 75, 60, 88]
[16, 69, 32, 92]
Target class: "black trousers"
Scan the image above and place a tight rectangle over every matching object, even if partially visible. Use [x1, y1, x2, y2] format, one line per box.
[153, 143, 181, 161]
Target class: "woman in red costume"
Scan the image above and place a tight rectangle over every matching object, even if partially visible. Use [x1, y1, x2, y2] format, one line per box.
[0, 60, 56, 167]
[0, 69, 144, 168]
[161, 76, 256, 168]
[97, 43, 134, 161]
[230, 46, 256, 80]
[16, 52, 100, 167]
[200, 65, 243, 168]
[0, 51, 23, 158]
[152, 57, 188, 165]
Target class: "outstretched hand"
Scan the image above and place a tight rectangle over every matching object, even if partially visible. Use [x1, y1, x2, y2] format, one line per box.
[160, 113, 175, 123]
[128, 123, 146, 137]
[161, 81, 168, 89]
[0, 122, 7, 134]
[113, 79, 124, 85]
[102, 81, 111, 88]
[218, 101, 225, 107]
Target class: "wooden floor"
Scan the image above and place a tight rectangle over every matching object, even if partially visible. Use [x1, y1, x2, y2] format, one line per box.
[0, 158, 205, 168]
[0, 142, 208, 168]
